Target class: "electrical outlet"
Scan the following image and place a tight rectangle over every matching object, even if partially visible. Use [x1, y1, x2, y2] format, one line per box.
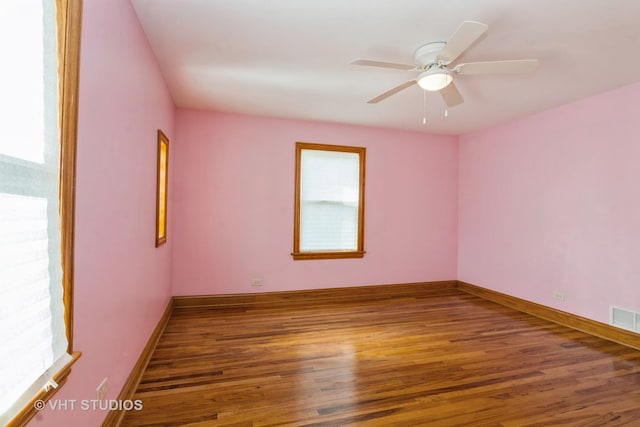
[97, 378, 108, 400]
[250, 279, 263, 286]
[552, 291, 565, 301]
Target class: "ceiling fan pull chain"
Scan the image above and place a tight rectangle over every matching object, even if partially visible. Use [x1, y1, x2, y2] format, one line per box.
[423, 90, 427, 124]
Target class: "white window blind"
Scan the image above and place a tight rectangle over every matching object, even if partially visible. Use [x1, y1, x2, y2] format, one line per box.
[299, 149, 360, 252]
[0, 0, 72, 422]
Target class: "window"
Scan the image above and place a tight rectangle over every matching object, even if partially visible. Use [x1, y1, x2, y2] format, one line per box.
[292, 142, 366, 260]
[0, 0, 82, 425]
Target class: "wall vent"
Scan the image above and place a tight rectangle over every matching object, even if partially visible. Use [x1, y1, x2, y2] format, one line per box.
[610, 306, 640, 332]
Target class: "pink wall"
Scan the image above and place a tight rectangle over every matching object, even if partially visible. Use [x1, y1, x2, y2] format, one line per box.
[32, 0, 175, 425]
[458, 81, 640, 324]
[171, 110, 458, 295]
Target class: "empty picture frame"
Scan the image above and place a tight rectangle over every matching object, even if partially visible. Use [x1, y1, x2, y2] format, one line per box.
[155, 130, 169, 247]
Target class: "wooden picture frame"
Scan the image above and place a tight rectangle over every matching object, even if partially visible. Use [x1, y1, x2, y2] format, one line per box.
[155, 130, 169, 247]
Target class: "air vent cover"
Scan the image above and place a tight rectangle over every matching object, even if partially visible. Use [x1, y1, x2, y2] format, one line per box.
[610, 306, 640, 332]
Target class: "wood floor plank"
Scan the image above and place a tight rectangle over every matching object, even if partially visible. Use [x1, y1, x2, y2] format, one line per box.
[121, 289, 640, 426]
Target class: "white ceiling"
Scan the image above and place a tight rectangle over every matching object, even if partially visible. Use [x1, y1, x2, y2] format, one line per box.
[131, 0, 640, 135]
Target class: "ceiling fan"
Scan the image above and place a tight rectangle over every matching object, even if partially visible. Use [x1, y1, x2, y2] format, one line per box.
[352, 21, 538, 107]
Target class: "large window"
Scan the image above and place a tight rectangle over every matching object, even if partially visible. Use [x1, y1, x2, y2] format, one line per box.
[0, 0, 82, 425]
[292, 142, 366, 260]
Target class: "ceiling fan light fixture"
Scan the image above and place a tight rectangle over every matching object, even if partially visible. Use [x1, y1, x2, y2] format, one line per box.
[417, 68, 453, 91]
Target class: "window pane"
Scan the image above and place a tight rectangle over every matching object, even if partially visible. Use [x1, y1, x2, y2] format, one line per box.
[0, 194, 57, 415]
[158, 140, 168, 236]
[0, 1, 46, 164]
[300, 150, 360, 204]
[300, 201, 358, 250]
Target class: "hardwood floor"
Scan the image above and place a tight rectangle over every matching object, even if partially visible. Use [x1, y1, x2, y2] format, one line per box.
[121, 288, 640, 426]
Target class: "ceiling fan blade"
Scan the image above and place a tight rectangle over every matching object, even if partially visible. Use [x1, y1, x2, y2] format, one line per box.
[352, 59, 415, 71]
[367, 80, 417, 104]
[455, 59, 539, 75]
[437, 21, 488, 65]
[439, 81, 464, 107]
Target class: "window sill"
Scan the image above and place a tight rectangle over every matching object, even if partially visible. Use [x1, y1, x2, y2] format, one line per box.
[6, 351, 81, 427]
[291, 251, 366, 260]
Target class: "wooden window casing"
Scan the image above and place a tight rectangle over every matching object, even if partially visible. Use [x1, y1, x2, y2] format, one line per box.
[4, 1, 83, 425]
[292, 142, 366, 261]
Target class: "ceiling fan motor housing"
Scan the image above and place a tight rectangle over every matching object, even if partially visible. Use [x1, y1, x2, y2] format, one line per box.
[414, 42, 447, 69]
